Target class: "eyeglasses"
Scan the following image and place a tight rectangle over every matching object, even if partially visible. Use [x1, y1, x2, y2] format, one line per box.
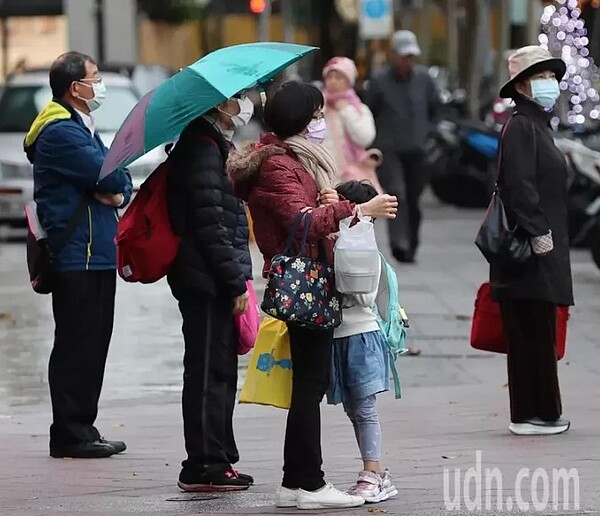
[78, 76, 103, 85]
[233, 90, 249, 100]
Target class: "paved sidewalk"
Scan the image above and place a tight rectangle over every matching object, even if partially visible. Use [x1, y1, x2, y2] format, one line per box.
[1, 198, 600, 515]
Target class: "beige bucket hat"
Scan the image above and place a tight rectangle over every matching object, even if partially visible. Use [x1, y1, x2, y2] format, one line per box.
[499, 45, 566, 98]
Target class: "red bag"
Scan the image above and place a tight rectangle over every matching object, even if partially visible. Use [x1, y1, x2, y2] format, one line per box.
[116, 161, 180, 283]
[470, 282, 568, 360]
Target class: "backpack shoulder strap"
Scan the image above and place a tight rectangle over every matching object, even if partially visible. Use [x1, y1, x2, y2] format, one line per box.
[51, 196, 89, 256]
[383, 256, 399, 313]
[374, 254, 388, 317]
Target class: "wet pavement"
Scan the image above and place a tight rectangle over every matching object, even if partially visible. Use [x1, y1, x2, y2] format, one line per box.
[1, 197, 600, 515]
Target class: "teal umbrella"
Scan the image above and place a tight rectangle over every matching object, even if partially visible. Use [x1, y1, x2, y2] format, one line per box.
[100, 42, 318, 179]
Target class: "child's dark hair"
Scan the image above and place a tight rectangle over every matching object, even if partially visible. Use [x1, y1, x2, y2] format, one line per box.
[336, 180, 378, 205]
[264, 81, 324, 139]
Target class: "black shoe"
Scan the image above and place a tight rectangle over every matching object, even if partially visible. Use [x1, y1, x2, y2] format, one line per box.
[50, 440, 115, 459]
[233, 470, 254, 485]
[178, 468, 250, 492]
[99, 438, 126, 454]
[392, 247, 416, 264]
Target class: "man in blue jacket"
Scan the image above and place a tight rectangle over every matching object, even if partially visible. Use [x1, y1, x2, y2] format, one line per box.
[24, 52, 132, 458]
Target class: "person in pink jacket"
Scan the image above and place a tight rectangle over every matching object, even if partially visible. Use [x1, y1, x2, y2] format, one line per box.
[322, 57, 382, 192]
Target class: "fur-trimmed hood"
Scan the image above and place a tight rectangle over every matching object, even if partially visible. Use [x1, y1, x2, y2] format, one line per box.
[228, 132, 289, 201]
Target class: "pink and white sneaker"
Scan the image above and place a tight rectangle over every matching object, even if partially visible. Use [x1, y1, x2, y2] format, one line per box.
[347, 471, 389, 503]
[380, 469, 398, 498]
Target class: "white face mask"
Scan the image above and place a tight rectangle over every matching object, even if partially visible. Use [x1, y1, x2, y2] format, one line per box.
[221, 128, 235, 141]
[305, 117, 327, 144]
[219, 96, 254, 128]
[77, 80, 106, 112]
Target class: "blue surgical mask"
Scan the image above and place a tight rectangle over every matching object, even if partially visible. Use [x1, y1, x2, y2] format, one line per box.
[530, 78, 560, 109]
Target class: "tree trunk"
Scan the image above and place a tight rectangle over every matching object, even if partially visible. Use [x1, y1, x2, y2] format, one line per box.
[526, 0, 540, 45]
[314, 0, 335, 74]
[445, 0, 459, 90]
[495, 0, 510, 93]
[467, 0, 484, 120]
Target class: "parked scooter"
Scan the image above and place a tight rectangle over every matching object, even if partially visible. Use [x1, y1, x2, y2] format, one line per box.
[428, 119, 499, 208]
[554, 136, 600, 269]
[483, 97, 514, 132]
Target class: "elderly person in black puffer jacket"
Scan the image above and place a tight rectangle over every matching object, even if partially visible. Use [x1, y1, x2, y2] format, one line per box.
[166, 93, 255, 493]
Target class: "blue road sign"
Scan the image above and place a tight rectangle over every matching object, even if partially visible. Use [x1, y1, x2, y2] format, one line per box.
[363, 0, 389, 19]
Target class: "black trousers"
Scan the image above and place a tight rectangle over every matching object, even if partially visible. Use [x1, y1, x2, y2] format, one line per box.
[170, 283, 239, 472]
[49, 270, 116, 447]
[282, 325, 333, 491]
[377, 150, 428, 254]
[500, 299, 562, 423]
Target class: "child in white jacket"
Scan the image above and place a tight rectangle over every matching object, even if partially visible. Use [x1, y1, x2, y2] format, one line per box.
[322, 58, 382, 192]
[327, 180, 398, 504]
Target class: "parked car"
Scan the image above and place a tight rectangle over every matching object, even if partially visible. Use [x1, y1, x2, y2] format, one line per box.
[99, 63, 174, 94]
[0, 70, 165, 227]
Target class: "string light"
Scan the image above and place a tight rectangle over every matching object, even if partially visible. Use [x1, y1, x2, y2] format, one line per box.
[539, 0, 600, 124]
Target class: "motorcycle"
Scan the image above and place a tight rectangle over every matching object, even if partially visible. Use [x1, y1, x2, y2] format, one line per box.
[554, 136, 600, 269]
[483, 97, 514, 132]
[428, 119, 499, 209]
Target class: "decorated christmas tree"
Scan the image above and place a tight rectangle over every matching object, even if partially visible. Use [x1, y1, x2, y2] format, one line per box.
[539, 0, 600, 127]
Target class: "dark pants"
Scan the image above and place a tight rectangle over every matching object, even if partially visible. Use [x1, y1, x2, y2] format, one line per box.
[49, 270, 116, 447]
[377, 150, 428, 254]
[282, 325, 333, 491]
[170, 283, 239, 472]
[500, 299, 562, 423]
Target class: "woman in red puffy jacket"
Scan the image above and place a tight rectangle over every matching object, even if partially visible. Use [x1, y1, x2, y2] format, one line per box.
[229, 81, 397, 510]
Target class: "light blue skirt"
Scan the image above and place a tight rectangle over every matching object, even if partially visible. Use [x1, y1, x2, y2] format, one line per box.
[326, 330, 389, 406]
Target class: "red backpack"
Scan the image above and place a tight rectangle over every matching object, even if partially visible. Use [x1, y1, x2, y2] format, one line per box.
[116, 160, 179, 283]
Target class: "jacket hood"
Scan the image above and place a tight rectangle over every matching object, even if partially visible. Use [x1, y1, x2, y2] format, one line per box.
[228, 132, 288, 201]
[24, 100, 73, 163]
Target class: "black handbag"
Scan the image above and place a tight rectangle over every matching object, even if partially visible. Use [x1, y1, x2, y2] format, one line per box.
[475, 191, 533, 267]
[475, 113, 536, 268]
[26, 197, 89, 294]
[262, 211, 343, 329]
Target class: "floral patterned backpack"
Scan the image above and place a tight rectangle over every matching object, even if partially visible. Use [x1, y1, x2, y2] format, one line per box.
[262, 211, 343, 329]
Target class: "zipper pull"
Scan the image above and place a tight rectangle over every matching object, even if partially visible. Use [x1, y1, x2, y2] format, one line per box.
[399, 307, 410, 328]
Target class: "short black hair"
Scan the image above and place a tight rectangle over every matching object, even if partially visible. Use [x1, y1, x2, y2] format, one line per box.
[336, 180, 378, 204]
[50, 51, 96, 99]
[263, 81, 324, 139]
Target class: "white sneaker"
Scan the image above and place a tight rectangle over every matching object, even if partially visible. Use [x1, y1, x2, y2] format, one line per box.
[380, 469, 398, 498]
[275, 486, 298, 508]
[509, 418, 570, 436]
[348, 471, 388, 503]
[297, 482, 365, 510]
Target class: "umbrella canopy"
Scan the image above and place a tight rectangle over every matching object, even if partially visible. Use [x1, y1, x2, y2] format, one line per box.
[100, 42, 318, 179]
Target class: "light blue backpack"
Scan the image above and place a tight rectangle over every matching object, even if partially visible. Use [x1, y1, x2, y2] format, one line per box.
[373, 254, 409, 399]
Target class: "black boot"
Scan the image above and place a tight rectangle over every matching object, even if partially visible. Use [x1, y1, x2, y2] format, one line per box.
[50, 440, 116, 459]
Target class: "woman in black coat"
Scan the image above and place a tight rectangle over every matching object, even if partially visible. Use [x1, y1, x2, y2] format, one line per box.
[491, 46, 573, 436]
[166, 94, 256, 491]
